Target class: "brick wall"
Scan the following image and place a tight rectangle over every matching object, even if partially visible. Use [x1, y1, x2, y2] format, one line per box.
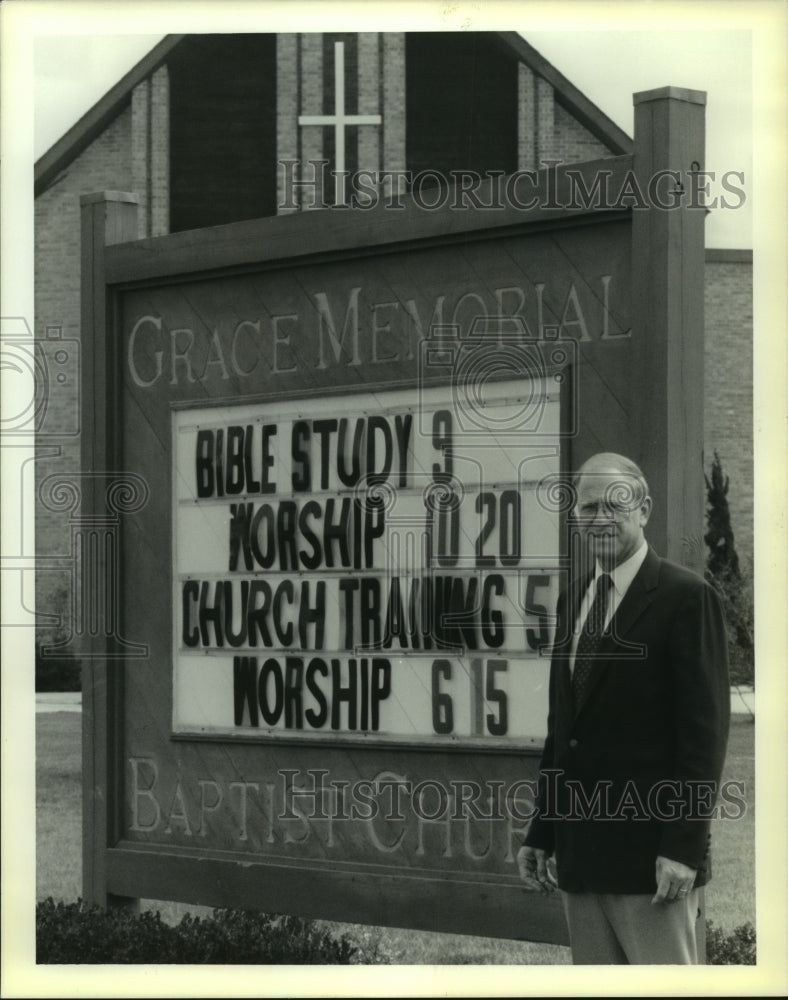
[131, 79, 150, 234]
[132, 67, 170, 238]
[704, 250, 753, 581]
[536, 76, 556, 163]
[382, 34, 406, 199]
[279, 33, 405, 210]
[298, 33, 325, 210]
[150, 67, 170, 236]
[357, 33, 381, 180]
[553, 100, 614, 163]
[518, 66, 615, 169]
[276, 34, 299, 213]
[517, 63, 536, 170]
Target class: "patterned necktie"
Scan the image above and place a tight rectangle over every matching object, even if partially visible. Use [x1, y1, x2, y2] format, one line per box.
[572, 573, 613, 713]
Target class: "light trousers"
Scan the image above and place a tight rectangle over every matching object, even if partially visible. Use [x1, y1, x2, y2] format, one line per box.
[562, 889, 701, 964]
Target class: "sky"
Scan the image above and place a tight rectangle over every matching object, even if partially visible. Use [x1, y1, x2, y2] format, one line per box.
[29, 11, 759, 249]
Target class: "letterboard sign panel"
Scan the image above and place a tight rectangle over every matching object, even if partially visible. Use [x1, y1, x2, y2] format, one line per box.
[172, 383, 561, 744]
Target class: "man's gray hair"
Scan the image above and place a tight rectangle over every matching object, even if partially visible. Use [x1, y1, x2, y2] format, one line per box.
[574, 452, 650, 506]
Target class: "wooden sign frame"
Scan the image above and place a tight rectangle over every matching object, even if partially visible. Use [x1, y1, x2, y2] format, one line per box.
[80, 88, 706, 944]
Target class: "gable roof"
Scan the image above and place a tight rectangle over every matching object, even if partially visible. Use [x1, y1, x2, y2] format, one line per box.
[34, 34, 184, 197]
[34, 31, 633, 198]
[494, 33, 633, 155]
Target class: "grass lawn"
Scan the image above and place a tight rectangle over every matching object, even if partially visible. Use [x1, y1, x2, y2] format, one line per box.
[36, 713, 755, 963]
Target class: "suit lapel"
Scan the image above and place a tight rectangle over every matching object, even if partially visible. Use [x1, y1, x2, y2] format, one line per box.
[604, 547, 660, 643]
[573, 548, 661, 718]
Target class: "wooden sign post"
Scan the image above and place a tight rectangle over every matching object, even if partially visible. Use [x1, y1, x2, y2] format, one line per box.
[80, 89, 705, 944]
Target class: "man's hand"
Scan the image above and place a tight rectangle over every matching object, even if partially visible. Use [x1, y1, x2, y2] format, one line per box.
[651, 854, 697, 904]
[516, 845, 557, 893]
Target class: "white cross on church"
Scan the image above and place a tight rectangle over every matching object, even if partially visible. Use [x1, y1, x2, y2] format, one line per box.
[298, 41, 382, 206]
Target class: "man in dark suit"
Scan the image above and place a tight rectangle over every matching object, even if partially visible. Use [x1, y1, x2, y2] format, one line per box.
[517, 453, 730, 964]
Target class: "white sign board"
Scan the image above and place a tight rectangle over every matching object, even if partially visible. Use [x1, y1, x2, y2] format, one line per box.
[173, 381, 561, 746]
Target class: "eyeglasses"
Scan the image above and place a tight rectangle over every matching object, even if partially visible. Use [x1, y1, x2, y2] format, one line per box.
[573, 499, 647, 522]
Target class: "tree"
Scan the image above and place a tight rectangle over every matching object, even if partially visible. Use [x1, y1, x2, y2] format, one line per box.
[704, 451, 741, 586]
[704, 452, 754, 686]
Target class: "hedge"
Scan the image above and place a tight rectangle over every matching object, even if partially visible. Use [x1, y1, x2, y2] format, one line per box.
[36, 898, 356, 964]
[37, 899, 756, 965]
[705, 919, 756, 965]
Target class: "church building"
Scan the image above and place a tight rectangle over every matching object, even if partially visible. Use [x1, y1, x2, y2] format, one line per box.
[33, 32, 752, 632]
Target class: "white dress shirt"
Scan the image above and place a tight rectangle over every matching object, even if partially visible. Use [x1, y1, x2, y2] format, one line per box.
[569, 539, 649, 674]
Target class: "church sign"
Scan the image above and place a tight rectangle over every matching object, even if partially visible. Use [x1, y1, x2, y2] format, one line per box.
[80, 92, 706, 942]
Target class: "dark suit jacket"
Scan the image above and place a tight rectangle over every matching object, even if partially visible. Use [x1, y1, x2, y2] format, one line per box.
[524, 546, 730, 893]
